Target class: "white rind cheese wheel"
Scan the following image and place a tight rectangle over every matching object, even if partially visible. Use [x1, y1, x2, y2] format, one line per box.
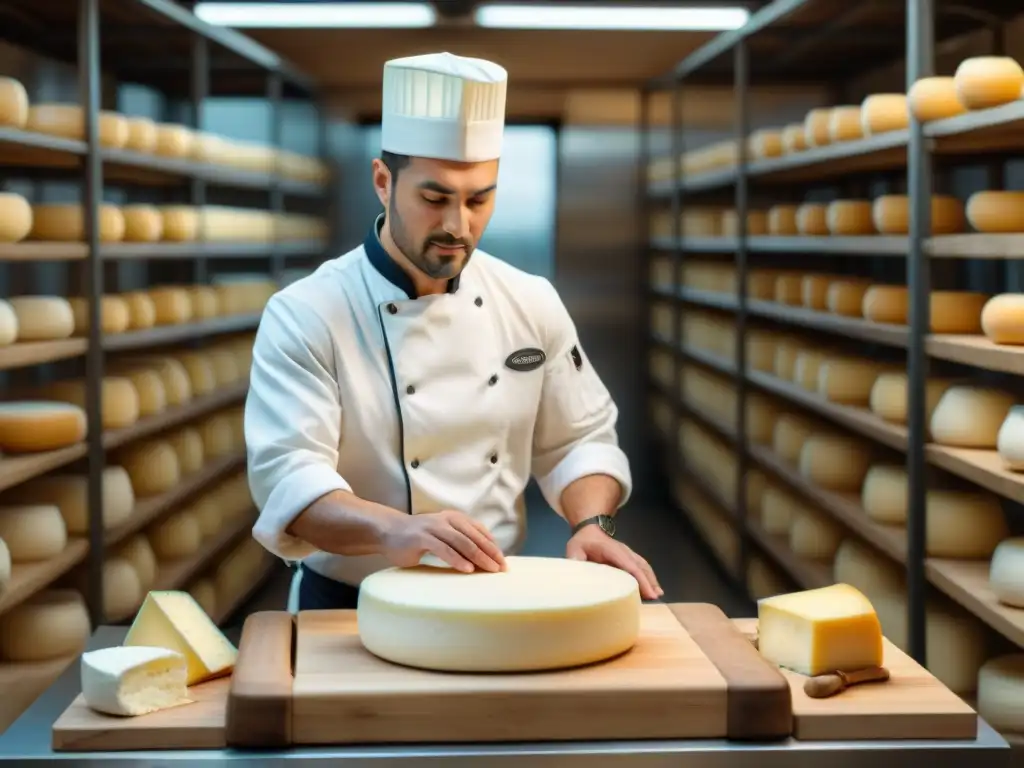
[357, 556, 641, 672]
[996, 405, 1024, 471]
[989, 538, 1024, 608]
[80, 645, 190, 717]
[798, 433, 870, 492]
[908, 77, 968, 122]
[8, 296, 75, 340]
[0, 193, 32, 243]
[3, 466, 134, 534]
[0, 402, 87, 452]
[0, 76, 29, 128]
[29, 203, 125, 242]
[767, 205, 799, 236]
[828, 106, 863, 142]
[860, 93, 909, 134]
[826, 200, 875, 235]
[868, 372, 953, 430]
[861, 465, 908, 525]
[0, 505, 67, 562]
[803, 108, 832, 147]
[871, 194, 965, 235]
[930, 386, 1015, 448]
[0, 589, 91, 661]
[25, 104, 129, 148]
[981, 294, 1024, 344]
[926, 490, 1007, 558]
[966, 191, 1024, 234]
[796, 203, 828, 236]
[977, 655, 1024, 735]
[782, 123, 807, 153]
[954, 56, 1024, 111]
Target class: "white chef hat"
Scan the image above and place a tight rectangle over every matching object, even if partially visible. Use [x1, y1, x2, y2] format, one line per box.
[380, 51, 508, 163]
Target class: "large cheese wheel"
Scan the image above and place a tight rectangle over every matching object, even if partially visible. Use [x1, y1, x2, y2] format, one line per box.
[781, 123, 807, 153]
[0, 402, 87, 452]
[868, 372, 953, 430]
[795, 203, 829, 236]
[28, 203, 125, 242]
[826, 280, 870, 317]
[123, 357, 192, 405]
[167, 427, 204, 475]
[908, 77, 968, 122]
[772, 336, 804, 380]
[92, 557, 143, 621]
[772, 413, 817, 464]
[860, 94, 909, 134]
[861, 287, 987, 332]
[0, 76, 29, 128]
[803, 108, 832, 147]
[0, 505, 67, 562]
[817, 357, 886, 405]
[989, 538, 1024, 608]
[154, 124, 194, 158]
[954, 56, 1024, 111]
[7, 296, 74, 340]
[0, 300, 14, 347]
[148, 510, 202, 559]
[930, 386, 1015, 448]
[773, 274, 803, 305]
[927, 490, 1008, 558]
[357, 556, 641, 672]
[798, 433, 871, 491]
[125, 117, 158, 153]
[833, 538, 902, 595]
[828, 106, 863, 142]
[801, 275, 834, 310]
[862, 464, 908, 524]
[25, 104, 129, 148]
[0, 589, 91, 662]
[172, 352, 217, 395]
[117, 439, 180, 496]
[0, 193, 32, 242]
[871, 194, 965, 235]
[760, 485, 796, 535]
[68, 296, 131, 335]
[789, 507, 843, 560]
[122, 205, 163, 242]
[148, 287, 193, 325]
[188, 286, 220, 319]
[721, 210, 768, 237]
[966, 191, 1024, 233]
[767, 205, 799, 235]
[977, 655, 1024, 735]
[996, 405, 1024, 470]
[40, 376, 140, 430]
[793, 348, 828, 391]
[981, 294, 1024, 344]
[826, 200, 875, 235]
[749, 130, 783, 159]
[115, 369, 166, 417]
[3, 466, 134, 534]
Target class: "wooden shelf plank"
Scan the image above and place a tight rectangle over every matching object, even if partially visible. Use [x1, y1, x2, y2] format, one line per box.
[0, 243, 87, 261]
[0, 653, 80, 735]
[0, 445, 88, 494]
[0, 539, 89, 616]
[102, 315, 260, 352]
[925, 559, 1024, 649]
[0, 339, 87, 370]
[100, 240, 325, 260]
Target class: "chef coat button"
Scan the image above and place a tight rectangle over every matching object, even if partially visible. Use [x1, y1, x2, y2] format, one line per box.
[406, 384, 415, 395]
[474, 297, 483, 307]
[489, 453, 498, 465]
[387, 303, 398, 314]
[488, 374, 498, 386]
[411, 458, 420, 469]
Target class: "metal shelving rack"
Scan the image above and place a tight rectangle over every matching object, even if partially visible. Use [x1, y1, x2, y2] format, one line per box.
[641, 0, 1024, 740]
[0, 0, 330, 647]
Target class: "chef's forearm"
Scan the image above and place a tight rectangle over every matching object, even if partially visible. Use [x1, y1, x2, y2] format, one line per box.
[559, 474, 623, 527]
[285, 490, 407, 556]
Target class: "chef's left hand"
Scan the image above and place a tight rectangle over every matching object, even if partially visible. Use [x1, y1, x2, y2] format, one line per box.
[566, 526, 663, 600]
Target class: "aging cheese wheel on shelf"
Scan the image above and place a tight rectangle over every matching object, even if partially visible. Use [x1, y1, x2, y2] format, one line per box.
[773, 274, 803, 305]
[746, 556, 791, 600]
[996, 404, 1024, 470]
[28, 203, 125, 242]
[189, 495, 222, 537]
[826, 279, 871, 317]
[148, 511, 202, 560]
[748, 130, 783, 159]
[781, 123, 808, 153]
[25, 104, 129, 148]
[40, 376, 140, 430]
[721, 209, 768, 237]
[803, 108, 832, 147]
[0, 589, 91, 662]
[771, 335, 805, 381]
[767, 205, 799, 236]
[862, 287, 987, 332]
[871, 194, 966, 235]
[0, 538, 9, 593]
[860, 93, 909, 134]
[173, 352, 217, 395]
[7, 296, 75, 340]
[798, 433, 871, 491]
[113, 537, 156, 595]
[953, 56, 1024, 110]
[966, 191, 1024, 233]
[793, 348, 828, 391]
[122, 292, 157, 330]
[0, 504, 67, 562]
[117, 439, 181, 497]
[198, 414, 234, 458]
[125, 117, 158, 153]
[981, 294, 1024, 344]
[122, 205, 163, 242]
[357, 556, 641, 672]
[760, 484, 796, 535]
[0, 192, 32, 242]
[167, 427, 204, 475]
[977, 655, 1024, 736]
[154, 124, 194, 158]
[207, 349, 240, 387]
[97, 557, 143, 621]
[115, 369, 166, 417]
[833, 538, 902, 595]
[68, 296, 131, 335]
[148, 287, 193, 325]
[828, 105, 863, 142]
[795, 203, 829, 236]
[817, 357, 887, 405]
[0, 76, 28, 129]
[0, 300, 15, 347]
[4, 466, 134, 534]
[907, 76, 968, 122]
[788, 508, 843, 561]
[930, 385, 1015, 448]
[926, 490, 1008, 558]
[989, 537, 1024, 607]
[126, 357, 193, 405]
[868, 372, 953, 430]
[773, 412, 818, 464]
[826, 200, 875, 235]
[800, 275, 834, 310]
[187, 286, 220, 320]
[0, 402, 87, 452]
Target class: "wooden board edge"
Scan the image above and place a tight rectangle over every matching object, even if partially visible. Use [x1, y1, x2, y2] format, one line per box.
[668, 603, 793, 740]
[224, 610, 295, 748]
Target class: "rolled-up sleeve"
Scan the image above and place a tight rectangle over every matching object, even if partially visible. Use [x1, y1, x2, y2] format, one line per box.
[530, 279, 633, 517]
[245, 291, 352, 561]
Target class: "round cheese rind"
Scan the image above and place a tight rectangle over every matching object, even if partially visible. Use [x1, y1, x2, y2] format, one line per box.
[773, 413, 817, 464]
[0, 505, 67, 562]
[781, 123, 808, 153]
[68, 296, 131, 335]
[147, 511, 201, 560]
[982, 294, 1024, 344]
[125, 117, 158, 152]
[930, 386, 1015, 448]
[117, 440, 180, 497]
[828, 105, 863, 142]
[0, 76, 29, 129]
[977, 655, 1024, 735]
[826, 200, 875, 235]
[803, 108, 832, 147]
[789, 507, 843, 560]
[798, 433, 870, 492]
[989, 537, 1024, 608]
[908, 76, 968, 122]
[826, 279, 870, 317]
[7, 296, 75, 341]
[0, 192, 32, 243]
[28, 203, 125, 243]
[966, 191, 1024, 234]
[0, 300, 16, 346]
[0, 538, 9, 593]
[115, 535, 158, 593]
[795, 203, 828, 236]
[868, 373, 953, 430]
[357, 556, 641, 672]
[997, 405, 1024, 471]
[3, 466, 134, 534]
[767, 205, 799, 236]
[954, 56, 1024, 111]
[167, 428, 204, 475]
[0, 402, 87, 452]
[871, 194, 965, 235]
[122, 292, 157, 330]
[926, 490, 1008, 558]
[25, 105, 128, 147]
[860, 93, 909, 134]
[122, 205, 163, 242]
[0, 589, 91, 662]
[862, 465, 908, 525]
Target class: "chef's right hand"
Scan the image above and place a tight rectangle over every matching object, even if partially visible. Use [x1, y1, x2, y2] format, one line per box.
[380, 510, 507, 573]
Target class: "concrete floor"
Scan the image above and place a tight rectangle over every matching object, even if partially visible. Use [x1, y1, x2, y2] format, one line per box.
[236, 484, 755, 621]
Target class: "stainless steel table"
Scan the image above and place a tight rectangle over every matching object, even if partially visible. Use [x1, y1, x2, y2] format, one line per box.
[0, 625, 1013, 767]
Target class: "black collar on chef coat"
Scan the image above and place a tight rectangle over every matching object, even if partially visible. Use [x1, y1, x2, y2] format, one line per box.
[365, 213, 461, 299]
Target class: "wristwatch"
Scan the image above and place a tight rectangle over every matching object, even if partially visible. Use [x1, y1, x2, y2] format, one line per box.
[571, 514, 616, 538]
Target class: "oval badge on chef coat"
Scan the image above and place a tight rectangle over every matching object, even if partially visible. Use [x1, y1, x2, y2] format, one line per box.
[505, 347, 546, 372]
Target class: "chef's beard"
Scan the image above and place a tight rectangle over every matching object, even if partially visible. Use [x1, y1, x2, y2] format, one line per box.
[389, 199, 473, 280]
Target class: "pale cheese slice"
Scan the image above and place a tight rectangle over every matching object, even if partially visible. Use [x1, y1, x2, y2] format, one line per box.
[81, 645, 192, 716]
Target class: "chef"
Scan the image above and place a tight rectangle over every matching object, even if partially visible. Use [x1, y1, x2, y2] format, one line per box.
[244, 51, 662, 611]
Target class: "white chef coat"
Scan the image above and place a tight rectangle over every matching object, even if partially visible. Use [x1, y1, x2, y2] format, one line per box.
[244, 213, 633, 588]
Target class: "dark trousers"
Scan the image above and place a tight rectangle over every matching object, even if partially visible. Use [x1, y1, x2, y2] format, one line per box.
[297, 564, 361, 610]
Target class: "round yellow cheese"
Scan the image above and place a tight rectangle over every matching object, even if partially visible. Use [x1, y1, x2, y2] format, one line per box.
[860, 93, 909, 134]
[68, 296, 131, 335]
[817, 357, 887, 405]
[930, 386, 1015, 448]
[122, 292, 157, 330]
[746, 393, 780, 445]
[358, 556, 641, 672]
[0, 193, 32, 243]
[41, 376, 140, 430]
[98, 557, 142, 621]
[148, 287, 193, 325]
[122, 205, 163, 242]
[966, 191, 1024, 233]
[115, 369, 166, 417]
[0, 300, 15, 347]
[198, 414, 234, 458]
[7, 296, 74, 341]
[796, 203, 829, 236]
[871, 194, 966, 235]
[826, 200, 875, 235]
[977, 655, 1024, 735]
[989, 537, 1024, 608]
[926, 489, 1007, 558]
[167, 427, 204, 475]
[798, 433, 871, 492]
[767, 205, 799, 236]
[781, 123, 808, 153]
[126, 357, 193, 405]
[826, 279, 871, 317]
[3, 466, 134, 534]
[207, 349, 240, 386]
[0, 538, 9, 593]
[148, 510, 202, 560]
[771, 336, 804, 381]
[28, 203, 125, 242]
[0, 402, 87, 452]
[980, 294, 1024, 344]
[833, 538, 902, 595]
[749, 130, 784, 159]
[0, 589, 91, 661]
[793, 348, 828, 391]
[803, 108, 832, 147]
[868, 372, 953, 429]
[0, 504, 67, 562]
[773, 274, 803, 306]
[187, 286, 220, 319]
[760, 484, 796, 535]
[789, 507, 843, 560]
[861, 287, 987, 332]
[0, 76, 29, 129]
[828, 105, 863, 142]
[908, 76, 968, 122]
[800, 275, 834, 310]
[154, 124, 194, 158]
[772, 413, 818, 464]
[954, 56, 1024, 111]
[25, 104, 128, 148]
[125, 117, 158, 153]
[117, 439, 181, 497]
[721, 210, 768, 237]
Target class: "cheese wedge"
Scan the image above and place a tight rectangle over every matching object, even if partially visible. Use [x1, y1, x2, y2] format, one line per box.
[123, 590, 237, 685]
[757, 583, 883, 676]
[81, 645, 192, 716]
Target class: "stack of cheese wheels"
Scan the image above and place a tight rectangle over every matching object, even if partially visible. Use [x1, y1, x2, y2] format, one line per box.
[0, 401, 87, 453]
[746, 554, 792, 600]
[34, 376, 141, 431]
[0, 589, 92, 663]
[357, 555, 641, 672]
[159, 206, 327, 243]
[678, 420, 766, 517]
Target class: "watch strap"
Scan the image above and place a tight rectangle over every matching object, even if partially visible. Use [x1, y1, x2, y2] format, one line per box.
[571, 514, 615, 537]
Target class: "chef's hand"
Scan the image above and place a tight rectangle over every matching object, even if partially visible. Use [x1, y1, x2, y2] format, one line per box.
[566, 526, 663, 600]
[380, 510, 507, 574]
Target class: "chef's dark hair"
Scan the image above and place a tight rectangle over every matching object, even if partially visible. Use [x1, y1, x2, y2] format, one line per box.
[381, 151, 410, 180]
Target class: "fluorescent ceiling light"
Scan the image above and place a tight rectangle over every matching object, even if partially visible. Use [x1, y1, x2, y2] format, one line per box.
[193, 2, 436, 28]
[474, 4, 749, 30]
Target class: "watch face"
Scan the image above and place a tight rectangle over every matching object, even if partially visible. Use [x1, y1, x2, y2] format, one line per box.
[599, 516, 616, 537]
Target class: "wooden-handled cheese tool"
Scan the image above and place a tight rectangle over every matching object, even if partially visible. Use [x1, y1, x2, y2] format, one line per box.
[803, 667, 890, 699]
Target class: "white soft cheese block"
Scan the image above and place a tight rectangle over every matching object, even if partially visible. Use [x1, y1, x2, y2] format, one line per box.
[930, 386, 1015, 448]
[757, 583, 884, 676]
[81, 646, 192, 717]
[977, 655, 1024, 736]
[357, 555, 641, 672]
[989, 537, 1024, 608]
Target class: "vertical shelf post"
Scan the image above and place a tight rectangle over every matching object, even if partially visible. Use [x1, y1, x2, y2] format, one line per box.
[190, 33, 210, 287]
[670, 76, 685, 479]
[267, 72, 284, 283]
